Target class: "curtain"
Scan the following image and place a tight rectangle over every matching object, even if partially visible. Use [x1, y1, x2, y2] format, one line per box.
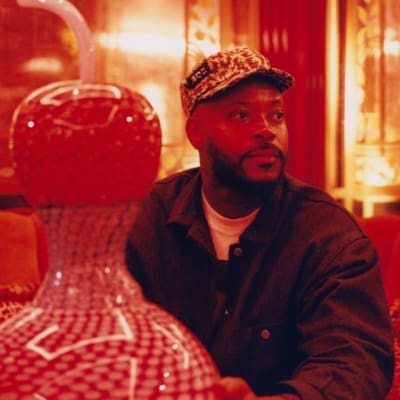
[259, 0, 327, 189]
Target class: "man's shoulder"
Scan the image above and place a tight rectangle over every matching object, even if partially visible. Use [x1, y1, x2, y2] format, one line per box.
[285, 174, 339, 205]
[283, 174, 358, 224]
[146, 167, 201, 209]
[153, 167, 200, 192]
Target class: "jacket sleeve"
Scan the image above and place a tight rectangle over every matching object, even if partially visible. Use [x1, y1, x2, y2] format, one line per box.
[275, 235, 395, 400]
[125, 192, 165, 302]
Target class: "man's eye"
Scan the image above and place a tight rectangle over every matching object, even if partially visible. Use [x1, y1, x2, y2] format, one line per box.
[230, 111, 249, 121]
[273, 111, 285, 121]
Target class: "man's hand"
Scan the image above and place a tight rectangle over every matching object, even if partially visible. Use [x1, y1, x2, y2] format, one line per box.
[213, 377, 255, 400]
[212, 377, 300, 400]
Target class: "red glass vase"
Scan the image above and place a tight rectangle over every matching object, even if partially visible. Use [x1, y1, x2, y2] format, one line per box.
[0, 81, 219, 399]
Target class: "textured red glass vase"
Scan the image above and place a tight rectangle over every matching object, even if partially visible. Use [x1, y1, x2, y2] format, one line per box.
[10, 81, 162, 207]
[0, 81, 219, 399]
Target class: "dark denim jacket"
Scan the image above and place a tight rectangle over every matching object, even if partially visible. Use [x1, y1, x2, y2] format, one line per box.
[126, 168, 394, 399]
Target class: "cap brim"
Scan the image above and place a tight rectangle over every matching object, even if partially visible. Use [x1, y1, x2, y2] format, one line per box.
[196, 67, 294, 108]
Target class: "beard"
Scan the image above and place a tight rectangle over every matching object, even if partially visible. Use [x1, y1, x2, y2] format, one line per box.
[205, 137, 286, 197]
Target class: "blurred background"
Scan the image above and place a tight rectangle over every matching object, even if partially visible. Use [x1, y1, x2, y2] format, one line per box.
[0, 0, 399, 217]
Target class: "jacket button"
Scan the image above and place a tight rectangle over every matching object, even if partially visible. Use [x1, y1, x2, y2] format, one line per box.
[260, 329, 271, 340]
[233, 247, 243, 257]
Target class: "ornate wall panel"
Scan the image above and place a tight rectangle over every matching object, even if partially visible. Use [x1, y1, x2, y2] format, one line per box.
[332, 0, 400, 215]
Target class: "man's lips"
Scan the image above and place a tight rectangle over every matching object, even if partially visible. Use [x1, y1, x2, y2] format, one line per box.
[242, 146, 283, 162]
[246, 148, 280, 158]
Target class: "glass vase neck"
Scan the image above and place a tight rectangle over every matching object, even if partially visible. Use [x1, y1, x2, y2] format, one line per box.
[33, 202, 143, 309]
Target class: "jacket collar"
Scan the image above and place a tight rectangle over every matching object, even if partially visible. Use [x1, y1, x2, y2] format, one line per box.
[168, 168, 204, 226]
[167, 167, 288, 244]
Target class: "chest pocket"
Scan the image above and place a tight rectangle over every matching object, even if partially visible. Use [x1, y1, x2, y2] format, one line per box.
[227, 320, 296, 390]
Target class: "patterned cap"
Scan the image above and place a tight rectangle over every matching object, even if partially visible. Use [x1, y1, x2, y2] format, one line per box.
[180, 47, 294, 117]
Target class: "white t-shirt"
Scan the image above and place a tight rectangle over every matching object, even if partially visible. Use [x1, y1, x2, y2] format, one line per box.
[201, 190, 260, 260]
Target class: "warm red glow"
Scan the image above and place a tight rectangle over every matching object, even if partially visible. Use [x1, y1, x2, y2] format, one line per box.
[10, 81, 162, 206]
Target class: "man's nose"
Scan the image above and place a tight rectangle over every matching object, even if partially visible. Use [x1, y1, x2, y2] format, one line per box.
[254, 129, 275, 140]
[253, 117, 275, 141]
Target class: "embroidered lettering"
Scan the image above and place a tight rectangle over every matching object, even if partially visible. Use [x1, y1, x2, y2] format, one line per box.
[185, 62, 212, 89]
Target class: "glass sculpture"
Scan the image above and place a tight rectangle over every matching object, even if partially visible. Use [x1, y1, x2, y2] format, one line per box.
[0, 79, 218, 400]
[0, 2, 219, 398]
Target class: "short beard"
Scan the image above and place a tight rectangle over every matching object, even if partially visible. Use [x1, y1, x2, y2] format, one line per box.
[207, 139, 285, 197]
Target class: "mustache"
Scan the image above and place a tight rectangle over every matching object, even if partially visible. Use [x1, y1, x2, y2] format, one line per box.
[241, 143, 284, 160]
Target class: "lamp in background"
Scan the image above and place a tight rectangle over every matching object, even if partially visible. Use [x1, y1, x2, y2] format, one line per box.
[327, 0, 400, 217]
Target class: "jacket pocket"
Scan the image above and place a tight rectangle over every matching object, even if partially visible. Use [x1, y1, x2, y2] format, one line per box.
[230, 320, 294, 389]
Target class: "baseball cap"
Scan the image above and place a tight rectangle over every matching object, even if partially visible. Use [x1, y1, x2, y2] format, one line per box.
[180, 47, 294, 117]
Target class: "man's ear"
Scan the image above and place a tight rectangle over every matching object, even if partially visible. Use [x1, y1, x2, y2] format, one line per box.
[185, 116, 203, 150]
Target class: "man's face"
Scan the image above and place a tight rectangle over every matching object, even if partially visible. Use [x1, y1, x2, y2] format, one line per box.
[189, 78, 289, 193]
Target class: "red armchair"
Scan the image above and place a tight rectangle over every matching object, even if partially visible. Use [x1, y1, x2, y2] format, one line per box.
[359, 214, 400, 400]
[0, 208, 47, 323]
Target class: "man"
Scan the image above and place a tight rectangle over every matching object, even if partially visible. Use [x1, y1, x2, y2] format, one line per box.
[126, 47, 394, 399]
